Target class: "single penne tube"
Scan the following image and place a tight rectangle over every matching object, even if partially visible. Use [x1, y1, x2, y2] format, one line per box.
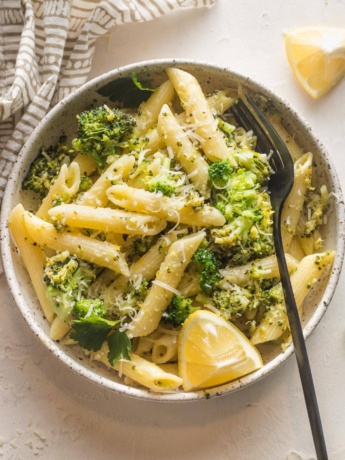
[151, 333, 178, 364]
[22, 210, 130, 275]
[73, 152, 97, 176]
[128, 231, 206, 338]
[219, 253, 299, 286]
[166, 67, 236, 165]
[158, 104, 210, 197]
[8, 204, 55, 323]
[50, 316, 71, 340]
[251, 250, 335, 345]
[135, 80, 175, 136]
[48, 204, 167, 236]
[292, 250, 335, 313]
[107, 184, 226, 227]
[77, 154, 135, 207]
[281, 152, 313, 252]
[36, 162, 80, 220]
[94, 345, 183, 392]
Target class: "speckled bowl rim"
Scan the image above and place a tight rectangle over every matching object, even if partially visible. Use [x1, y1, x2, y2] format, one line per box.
[1, 58, 344, 402]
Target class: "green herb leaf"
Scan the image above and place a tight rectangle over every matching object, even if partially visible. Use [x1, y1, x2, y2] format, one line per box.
[131, 72, 155, 92]
[70, 316, 120, 352]
[97, 78, 151, 107]
[107, 330, 132, 365]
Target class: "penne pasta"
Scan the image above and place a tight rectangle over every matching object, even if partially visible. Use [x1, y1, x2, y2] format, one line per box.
[281, 152, 313, 251]
[95, 344, 182, 392]
[268, 113, 304, 162]
[138, 90, 234, 156]
[251, 250, 335, 344]
[22, 210, 130, 275]
[101, 233, 179, 306]
[157, 104, 210, 197]
[36, 162, 80, 220]
[48, 203, 167, 236]
[107, 183, 226, 227]
[50, 315, 71, 340]
[151, 333, 178, 364]
[166, 67, 236, 165]
[219, 254, 299, 286]
[177, 266, 201, 297]
[77, 154, 135, 207]
[292, 250, 335, 314]
[297, 213, 324, 255]
[128, 231, 205, 338]
[288, 236, 306, 261]
[9, 204, 55, 323]
[135, 80, 175, 136]
[110, 233, 178, 292]
[73, 153, 97, 176]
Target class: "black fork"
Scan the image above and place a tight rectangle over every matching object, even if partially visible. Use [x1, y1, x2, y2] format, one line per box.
[231, 96, 328, 460]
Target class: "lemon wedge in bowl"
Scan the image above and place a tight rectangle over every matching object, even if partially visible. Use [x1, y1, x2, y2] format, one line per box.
[285, 27, 345, 99]
[178, 310, 263, 391]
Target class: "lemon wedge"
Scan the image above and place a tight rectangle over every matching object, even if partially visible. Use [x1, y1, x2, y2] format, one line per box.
[178, 310, 263, 391]
[285, 27, 345, 98]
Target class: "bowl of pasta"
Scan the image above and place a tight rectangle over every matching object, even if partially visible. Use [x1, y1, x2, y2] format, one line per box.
[1, 59, 344, 401]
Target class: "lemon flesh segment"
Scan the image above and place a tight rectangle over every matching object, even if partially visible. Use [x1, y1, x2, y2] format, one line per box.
[178, 310, 263, 391]
[285, 27, 345, 98]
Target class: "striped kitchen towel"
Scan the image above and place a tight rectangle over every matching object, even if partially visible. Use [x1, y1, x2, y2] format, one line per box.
[0, 0, 216, 205]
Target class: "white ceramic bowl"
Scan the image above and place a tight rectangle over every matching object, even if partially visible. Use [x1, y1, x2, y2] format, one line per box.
[1, 59, 344, 402]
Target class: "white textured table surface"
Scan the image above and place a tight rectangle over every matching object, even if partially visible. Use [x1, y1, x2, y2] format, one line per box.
[1, 1, 345, 459]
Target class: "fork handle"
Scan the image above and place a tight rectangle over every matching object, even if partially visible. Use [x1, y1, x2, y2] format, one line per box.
[273, 213, 328, 460]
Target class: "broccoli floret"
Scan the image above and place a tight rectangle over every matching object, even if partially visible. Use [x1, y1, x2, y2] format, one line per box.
[130, 278, 149, 301]
[212, 278, 283, 324]
[192, 248, 221, 295]
[131, 235, 159, 257]
[217, 118, 236, 138]
[212, 284, 252, 321]
[72, 105, 136, 169]
[72, 299, 106, 319]
[208, 159, 233, 188]
[211, 164, 274, 266]
[22, 136, 75, 198]
[43, 251, 97, 319]
[162, 295, 199, 327]
[145, 157, 183, 196]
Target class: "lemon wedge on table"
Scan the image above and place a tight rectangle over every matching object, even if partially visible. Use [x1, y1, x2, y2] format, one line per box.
[285, 27, 345, 99]
[178, 310, 263, 391]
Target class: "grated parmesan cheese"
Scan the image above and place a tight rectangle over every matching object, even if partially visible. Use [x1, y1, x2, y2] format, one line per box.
[152, 279, 181, 296]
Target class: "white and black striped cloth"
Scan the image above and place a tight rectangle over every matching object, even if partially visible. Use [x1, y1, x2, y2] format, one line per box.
[0, 0, 216, 203]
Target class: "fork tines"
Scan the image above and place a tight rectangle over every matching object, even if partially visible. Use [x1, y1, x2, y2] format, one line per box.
[230, 97, 276, 156]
